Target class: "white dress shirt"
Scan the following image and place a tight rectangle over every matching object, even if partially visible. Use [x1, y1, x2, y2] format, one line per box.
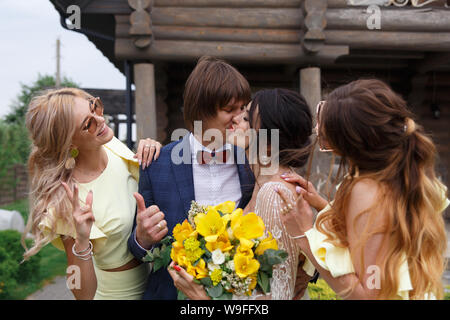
[190, 133, 242, 208]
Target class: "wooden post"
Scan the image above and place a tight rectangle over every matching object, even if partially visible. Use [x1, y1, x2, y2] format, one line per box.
[300, 67, 321, 114]
[299, 67, 335, 202]
[134, 63, 157, 142]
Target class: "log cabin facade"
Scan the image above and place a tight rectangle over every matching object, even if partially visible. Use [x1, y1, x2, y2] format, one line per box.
[49, 0, 450, 215]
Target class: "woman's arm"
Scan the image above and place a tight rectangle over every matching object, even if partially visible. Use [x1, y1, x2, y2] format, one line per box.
[277, 179, 387, 299]
[61, 182, 98, 300]
[62, 236, 97, 300]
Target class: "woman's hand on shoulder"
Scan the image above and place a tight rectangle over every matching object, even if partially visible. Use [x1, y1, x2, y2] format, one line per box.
[280, 172, 328, 212]
[134, 138, 162, 169]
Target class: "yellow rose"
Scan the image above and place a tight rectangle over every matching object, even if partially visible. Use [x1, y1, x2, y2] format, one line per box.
[234, 253, 260, 278]
[205, 231, 234, 252]
[255, 232, 278, 256]
[195, 207, 226, 242]
[173, 219, 195, 243]
[236, 238, 254, 258]
[170, 241, 186, 266]
[213, 201, 236, 215]
[231, 212, 265, 240]
[194, 258, 209, 279]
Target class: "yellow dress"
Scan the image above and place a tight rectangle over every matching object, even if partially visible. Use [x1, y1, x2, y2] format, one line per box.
[302, 185, 449, 300]
[39, 137, 149, 300]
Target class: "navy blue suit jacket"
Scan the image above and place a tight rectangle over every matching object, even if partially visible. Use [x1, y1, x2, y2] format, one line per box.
[128, 134, 255, 300]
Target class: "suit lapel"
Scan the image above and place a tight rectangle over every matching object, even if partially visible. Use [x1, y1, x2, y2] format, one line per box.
[234, 145, 256, 209]
[171, 134, 195, 215]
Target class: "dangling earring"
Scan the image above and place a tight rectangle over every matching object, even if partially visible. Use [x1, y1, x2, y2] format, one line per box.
[65, 147, 79, 170]
[259, 155, 271, 166]
[354, 165, 359, 178]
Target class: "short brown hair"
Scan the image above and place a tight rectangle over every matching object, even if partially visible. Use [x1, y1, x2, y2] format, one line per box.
[183, 56, 251, 131]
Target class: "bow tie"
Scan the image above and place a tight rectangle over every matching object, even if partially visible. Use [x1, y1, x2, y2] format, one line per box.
[197, 149, 230, 165]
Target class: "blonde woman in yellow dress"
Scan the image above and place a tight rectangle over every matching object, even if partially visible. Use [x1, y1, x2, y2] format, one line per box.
[277, 79, 449, 300]
[22, 88, 166, 300]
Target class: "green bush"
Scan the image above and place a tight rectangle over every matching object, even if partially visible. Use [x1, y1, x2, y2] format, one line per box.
[0, 230, 41, 299]
[0, 120, 30, 182]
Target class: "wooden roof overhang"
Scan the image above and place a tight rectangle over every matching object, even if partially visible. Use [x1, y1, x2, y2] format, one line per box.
[50, 0, 450, 74]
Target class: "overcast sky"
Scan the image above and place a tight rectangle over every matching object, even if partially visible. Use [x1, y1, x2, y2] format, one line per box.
[0, 0, 126, 118]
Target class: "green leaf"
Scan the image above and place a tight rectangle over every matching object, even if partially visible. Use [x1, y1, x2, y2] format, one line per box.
[257, 271, 270, 295]
[152, 247, 161, 258]
[215, 292, 233, 300]
[161, 245, 172, 267]
[206, 284, 224, 299]
[153, 258, 164, 272]
[200, 277, 213, 287]
[143, 251, 154, 262]
[177, 290, 187, 300]
[161, 236, 173, 246]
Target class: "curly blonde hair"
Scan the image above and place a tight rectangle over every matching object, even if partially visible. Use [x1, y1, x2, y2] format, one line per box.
[22, 88, 94, 260]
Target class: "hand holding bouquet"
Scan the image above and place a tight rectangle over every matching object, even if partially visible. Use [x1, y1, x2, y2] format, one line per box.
[145, 200, 288, 299]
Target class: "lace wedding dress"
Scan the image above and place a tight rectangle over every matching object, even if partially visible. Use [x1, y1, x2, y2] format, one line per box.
[234, 181, 307, 300]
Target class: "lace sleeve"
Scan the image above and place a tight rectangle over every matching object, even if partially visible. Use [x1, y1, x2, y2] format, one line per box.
[253, 181, 301, 300]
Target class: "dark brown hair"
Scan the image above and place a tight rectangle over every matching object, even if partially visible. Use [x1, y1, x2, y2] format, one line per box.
[248, 88, 313, 168]
[183, 56, 251, 131]
[316, 79, 447, 299]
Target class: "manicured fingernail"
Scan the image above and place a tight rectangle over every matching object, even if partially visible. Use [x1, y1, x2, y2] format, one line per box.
[296, 186, 301, 194]
[138, 159, 141, 165]
[274, 186, 279, 192]
[174, 265, 181, 272]
[281, 172, 289, 177]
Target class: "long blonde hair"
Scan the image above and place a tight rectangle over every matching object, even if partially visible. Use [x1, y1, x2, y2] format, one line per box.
[22, 88, 93, 260]
[315, 79, 447, 299]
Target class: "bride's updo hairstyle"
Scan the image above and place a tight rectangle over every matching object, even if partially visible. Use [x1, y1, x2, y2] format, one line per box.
[248, 88, 313, 169]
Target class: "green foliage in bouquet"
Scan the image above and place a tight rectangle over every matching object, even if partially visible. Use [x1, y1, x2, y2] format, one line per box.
[143, 236, 173, 272]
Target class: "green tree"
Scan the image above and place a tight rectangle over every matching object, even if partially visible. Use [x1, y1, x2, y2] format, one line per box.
[4, 74, 78, 124]
[0, 74, 78, 181]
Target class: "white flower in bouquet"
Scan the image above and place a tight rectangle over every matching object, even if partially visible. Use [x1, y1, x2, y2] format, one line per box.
[211, 249, 225, 265]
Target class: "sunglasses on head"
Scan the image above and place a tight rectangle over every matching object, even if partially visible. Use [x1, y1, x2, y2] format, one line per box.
[82, 97, 104, 134]
[315, 100, 333, 152]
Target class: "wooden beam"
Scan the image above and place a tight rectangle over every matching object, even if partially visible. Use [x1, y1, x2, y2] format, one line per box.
[348, 49, 425, 60]
[149, 7, 303, 28]
[115, 39, 349, 64]
[324, 30, 450, 51]
[153, 0, 303, 7]
[326, 8, 450, 32]
[116, 24, 302, 43]
[415, 53, 450, 74]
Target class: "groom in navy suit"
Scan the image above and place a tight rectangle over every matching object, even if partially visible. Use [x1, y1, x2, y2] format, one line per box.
[128, 56, 255, 300]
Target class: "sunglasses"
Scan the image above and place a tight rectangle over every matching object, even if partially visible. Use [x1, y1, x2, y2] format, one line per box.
[81, 97, 104, 134]
[315, 100, 333, 152]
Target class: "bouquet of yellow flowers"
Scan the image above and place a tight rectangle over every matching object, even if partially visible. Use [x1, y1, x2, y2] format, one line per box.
[145, 200, 288, 299]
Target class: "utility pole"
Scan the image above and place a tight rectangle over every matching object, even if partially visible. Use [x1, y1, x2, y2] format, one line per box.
[56, 38, 61, 88]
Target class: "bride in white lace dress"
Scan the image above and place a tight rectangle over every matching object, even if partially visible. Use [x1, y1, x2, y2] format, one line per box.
[168, 88, 316, 300]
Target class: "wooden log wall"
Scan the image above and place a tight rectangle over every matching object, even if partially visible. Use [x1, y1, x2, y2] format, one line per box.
[107, 0, 450, 66]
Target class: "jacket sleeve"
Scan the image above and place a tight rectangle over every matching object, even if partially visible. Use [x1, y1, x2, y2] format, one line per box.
[127, 165, 155, 261]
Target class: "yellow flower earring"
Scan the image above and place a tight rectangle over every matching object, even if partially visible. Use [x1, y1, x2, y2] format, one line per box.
[65, 147, 79, 170]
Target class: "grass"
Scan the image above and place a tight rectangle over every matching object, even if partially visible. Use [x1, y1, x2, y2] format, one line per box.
[1, 199, 67, 300]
